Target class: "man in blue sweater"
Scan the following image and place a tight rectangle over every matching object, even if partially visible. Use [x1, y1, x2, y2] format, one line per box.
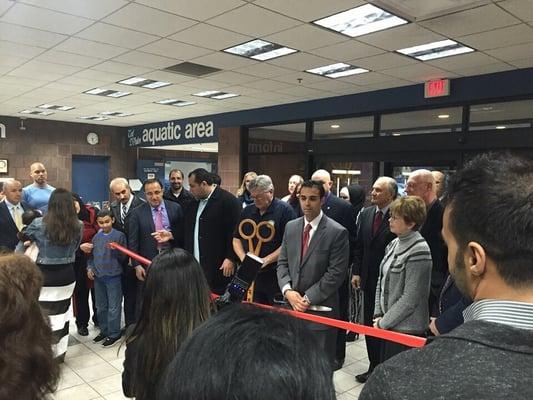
[88, 210, 126, 347]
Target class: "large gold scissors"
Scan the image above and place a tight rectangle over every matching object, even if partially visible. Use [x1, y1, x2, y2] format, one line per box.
[238, 218, 275, 301]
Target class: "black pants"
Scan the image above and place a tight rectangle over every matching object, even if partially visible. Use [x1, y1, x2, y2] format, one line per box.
[73, 252, 97, 328]
[363, 287, 382, 371]
[380, 332, 426, 363]
[122, 261, 138, 326]
[335, 277, 349, 361]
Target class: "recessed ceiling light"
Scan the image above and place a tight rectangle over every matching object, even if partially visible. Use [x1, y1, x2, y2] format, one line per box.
[331, 124, 340, 128]
[306, 63, 369, 78]
[193, 91, 239, 100]
[154, 99, 196, 107]
[224, 39, 297, 61]
[38, 104, 75, 111]
[20, 109, 54, 116]
[84, 88, 131, 98]
[118, 76, 171, 89]
[496, 125, 506, 129]
[100, 111, 134, 117]
[79, 115, 110, 121]
[438, 114, 450, 119]
[392, 133, 401, 136]
[397, 39, 474, 61]
[313, 4, 408, 38]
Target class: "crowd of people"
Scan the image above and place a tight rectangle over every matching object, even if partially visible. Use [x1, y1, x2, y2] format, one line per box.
[0, 153, 531, 399]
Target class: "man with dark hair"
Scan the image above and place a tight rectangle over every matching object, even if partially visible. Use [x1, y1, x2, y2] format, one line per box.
[184, 168, 241, 294]
[278, 179, 349, 365]
[0, 179, 26, 251]
[158, 304, 336, 400]
[361, 153, 533, 400]
[233, 175, 296, 305]
[163, 169, 194, 212]
[351, 176, 397, 382]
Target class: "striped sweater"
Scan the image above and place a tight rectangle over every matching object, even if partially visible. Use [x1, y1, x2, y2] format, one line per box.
[374, 230, 432, 334]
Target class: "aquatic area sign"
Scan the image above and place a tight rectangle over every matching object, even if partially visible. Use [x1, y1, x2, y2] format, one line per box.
[127, 118, 217, 147]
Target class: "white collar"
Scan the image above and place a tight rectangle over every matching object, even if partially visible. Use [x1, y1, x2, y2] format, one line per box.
[304, 210, 323, 230]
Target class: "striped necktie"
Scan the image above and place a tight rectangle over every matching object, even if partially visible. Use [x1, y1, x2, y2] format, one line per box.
[121, 204, 127, 224]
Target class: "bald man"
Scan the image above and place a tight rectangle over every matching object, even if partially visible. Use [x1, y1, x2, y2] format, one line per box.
[311, 169, 356, 370]
[22, 162, 55, 214]
[406, 169, 448, 316]
[0, 179, 26, 250]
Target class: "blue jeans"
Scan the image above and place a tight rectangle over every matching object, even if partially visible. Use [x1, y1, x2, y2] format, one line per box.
[94, 275, 122, 339]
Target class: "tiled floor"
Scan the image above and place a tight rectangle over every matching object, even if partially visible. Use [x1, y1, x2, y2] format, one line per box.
[54, 321, 368, 399]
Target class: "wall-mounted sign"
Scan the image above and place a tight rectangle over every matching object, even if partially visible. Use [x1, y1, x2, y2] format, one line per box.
[0, 159, 8, 174]
[424, 79, 450, 98]
[127, 118, 217, 147]
[0, 123, 6, 139]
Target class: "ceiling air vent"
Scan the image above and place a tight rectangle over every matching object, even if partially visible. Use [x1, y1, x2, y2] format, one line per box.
[164, 62, 221, 77]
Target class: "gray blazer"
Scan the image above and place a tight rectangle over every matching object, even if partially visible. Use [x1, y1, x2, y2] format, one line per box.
[277, 214, 349, 328]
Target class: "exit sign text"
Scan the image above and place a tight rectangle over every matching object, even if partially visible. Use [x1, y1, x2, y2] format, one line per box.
[424, 79, 450, 98]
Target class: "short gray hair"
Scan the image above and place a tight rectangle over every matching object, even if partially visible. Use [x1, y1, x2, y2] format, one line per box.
[248, 175, 273, 193]
[109, 177, 130, 191]
[377, 176, 398, 199]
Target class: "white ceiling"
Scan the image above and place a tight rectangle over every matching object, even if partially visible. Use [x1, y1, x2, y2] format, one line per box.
[0, 0, 532, 127]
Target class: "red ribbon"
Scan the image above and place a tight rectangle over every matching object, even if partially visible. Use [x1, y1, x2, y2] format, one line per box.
[109, 242, 427, 348]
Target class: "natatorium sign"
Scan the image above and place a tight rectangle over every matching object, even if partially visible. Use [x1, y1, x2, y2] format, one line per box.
[127, 118, 217, 147]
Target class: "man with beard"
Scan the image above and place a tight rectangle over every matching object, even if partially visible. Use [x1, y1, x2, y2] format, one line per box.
[163, 169, 194, 213]
[360, 153, 533, 400]
[22, 162, 55, 214]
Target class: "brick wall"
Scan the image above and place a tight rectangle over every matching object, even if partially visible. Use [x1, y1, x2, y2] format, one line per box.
[218, 127, 241, 195]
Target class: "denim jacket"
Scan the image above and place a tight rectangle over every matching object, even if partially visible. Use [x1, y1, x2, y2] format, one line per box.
[18, 217, 83, 265]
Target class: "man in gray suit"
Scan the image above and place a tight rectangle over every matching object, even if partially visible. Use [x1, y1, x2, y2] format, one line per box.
[278, 180, 349, 364]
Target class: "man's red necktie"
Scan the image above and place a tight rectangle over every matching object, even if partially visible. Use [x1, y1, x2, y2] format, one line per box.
[301, 223, 312, 259]
[372, 210, 383, 236]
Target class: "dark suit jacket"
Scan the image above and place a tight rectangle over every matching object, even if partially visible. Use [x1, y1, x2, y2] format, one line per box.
[435, 275, 471, 334]
[0, 201, 26, 250]
[352, 206, 396, 292]
[322, 192, 356, 264]
[128, 200, 183, 266]
[278, 215, 349, 327]
[111, 196, 145, 237]
[183, 186, 241, 294]
[420, 199, 448, 304]
[163, 188, 194, 214]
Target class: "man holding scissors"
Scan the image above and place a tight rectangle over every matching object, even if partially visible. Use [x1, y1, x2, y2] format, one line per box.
[233, 175, 296, 305]
[277, 180, 349, 366]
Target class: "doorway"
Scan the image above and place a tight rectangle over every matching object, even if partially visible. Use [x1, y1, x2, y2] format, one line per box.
[72, 155, 110, 210]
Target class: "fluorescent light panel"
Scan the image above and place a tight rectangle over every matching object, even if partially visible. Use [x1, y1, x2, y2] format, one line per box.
[100, 111, 134, 117]
[193, 91, 239, 99]
[155, 99, 196, 107]
[38, 104, 74, 111]
[224, 39, 297, 61]
[79, 115, 110, 121]
[397, 39, 474, 61]
[20, 109, 54, 116]
[84, 88, 131, 98]
[313, 4, 408, 38]
[118, 76, 171, 89]
[306, 63, 369, 78]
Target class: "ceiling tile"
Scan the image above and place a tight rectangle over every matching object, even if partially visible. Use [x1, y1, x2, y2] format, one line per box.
[205, 71, 260, 85]
[381, 63, 457, 82]
[452, 62, 514, 77]
[380, 0, 492, 21]
[0, 56, 25, 69]
[266, 52, 335, 71]
[458, 24, 533, 50]
[90, 61, 154, 75]
[253, 0, 366, 22]
[509, 56, 533, 69]
[207, 3, 300, 36]
[305, 79, 359, 93]
[273, 71, 326, 84]
[311, 40, 385, 62]
[0, 0, 13, 15]
[486, 41, 533, 62]
[350, 52, 418, 71]
[426, 52, 503, 72]
[0, 22, 67, 49]
[35, 50, 104, 68]
[232, 62, 293, 78]
[76, 23, 160, 49]
[112, 50, 181, 69]
[418, 4, 521, 37]
[19, 0, 129, 20]
[275, 85, 333, 98]
[264, 24, 345, 51]
[135, 0, 246, 21]
[358, 24, 445, 51]
[1, 3, 93, 35]
[55, 38, 129, 58]
[0, 40, 46, 58]
[190, 51, 258, 70]
[169, 23, 252, 51]
[339, 71, 404, 85]
[139, 39, 213, 60]
[246, 79, 294, 91]
[499, 0, 533, 22]
[71, 69, 129, 83]
[103, 3, 196, 36]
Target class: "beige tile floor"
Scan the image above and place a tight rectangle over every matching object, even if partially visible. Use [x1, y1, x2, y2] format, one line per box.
[54, 320, 368, 399]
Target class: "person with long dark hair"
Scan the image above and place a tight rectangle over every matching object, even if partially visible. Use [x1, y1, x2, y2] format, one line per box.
[122, 248, 212, 400]
[0, 254, 59, 399]
[17, 188, 83, 361]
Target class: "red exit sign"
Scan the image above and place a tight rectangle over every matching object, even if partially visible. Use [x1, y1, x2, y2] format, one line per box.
[424, 79, 450, 98]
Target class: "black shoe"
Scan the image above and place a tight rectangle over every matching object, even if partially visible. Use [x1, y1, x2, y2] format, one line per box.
[332, 358, 345, 371]
[102, 336, 120, 347]
[346, 332, 359, 342]
[93, 333, 106, 343]
[77, 327, 89, 336]
[355, 371, 371, 383]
